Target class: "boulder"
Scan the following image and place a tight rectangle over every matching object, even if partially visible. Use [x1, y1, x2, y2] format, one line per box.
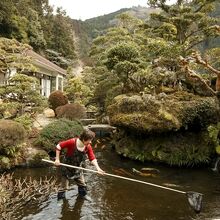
[43, 108, 55, 118]
[108, 91, 220, 166]
[108, 91, 220, 134]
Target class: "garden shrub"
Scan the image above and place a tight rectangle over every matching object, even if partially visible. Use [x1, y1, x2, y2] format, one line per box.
[0, 120, 26, 156]
[48, 90, 68, 111]
[55, 103, 86, 120]
[14, 113, 33, 132]
[0, 102, 20, 119]
[34, 118, 83, 152]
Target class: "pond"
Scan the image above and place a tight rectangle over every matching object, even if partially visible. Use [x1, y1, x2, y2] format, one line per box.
[11, 140, 220, 220]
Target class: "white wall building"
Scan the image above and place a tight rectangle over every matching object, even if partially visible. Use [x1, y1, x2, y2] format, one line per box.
[25, 50, 66, 97]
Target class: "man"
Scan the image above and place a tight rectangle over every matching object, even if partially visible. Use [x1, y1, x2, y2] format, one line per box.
[55, 129, 105, 200]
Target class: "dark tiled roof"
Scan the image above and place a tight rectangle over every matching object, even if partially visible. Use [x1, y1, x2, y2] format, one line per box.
[26, 50, 66, 76]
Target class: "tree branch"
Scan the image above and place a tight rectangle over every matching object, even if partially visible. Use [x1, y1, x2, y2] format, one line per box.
[192, 52, 220, 76]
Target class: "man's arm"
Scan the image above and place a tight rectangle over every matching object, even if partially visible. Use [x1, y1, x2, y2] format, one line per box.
[91, 159, 105, 175]
[55, 144, 61, 166]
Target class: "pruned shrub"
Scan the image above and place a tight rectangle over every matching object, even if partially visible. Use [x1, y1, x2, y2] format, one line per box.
[0, 102, 20, 119]
[34, 118, 83, 152]
[48, 90, 68, 111]
[55, 103, 86, 120]
[14, 113, 33, 132]
[0, 120, 26, 156]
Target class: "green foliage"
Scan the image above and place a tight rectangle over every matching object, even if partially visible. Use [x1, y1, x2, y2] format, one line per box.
[165, 146, 210, 167]
[205, 47, 220, 69]
[0, 37, 35, 73]
[56, 103, 86, 120]
[216, 145, 220, 154]
[0, 120, 26, 157]
[93, 75, 119, 111]
[0, 38, 45, 115]
[26, 8, 46, 50]
[0, 1, 76, 65]
[14, 113, 33, 131]
[35, 118, 83, 152]
[1, 73, 44, 115]
[48, 90, 68, 111]
[0, 1, 16, 37]
[105, 42, 140, 70]
[146, 0, 220, 57]
[0, 102, 20, 119]
[64, 77, 91, 104]
[10, 15, 29, 43]
[108, 92, 219, 133]
[105, 85, 123, 108]
[114, 129, 214, 167]
[90, 27, 133, 66]
[48, 8, 76, 59]
[45, 49, 73, 69]
[0, 156, 10, 170]
[145, 37, 183, 59]
[28, 150, 49, 167]
[207, 122, 220, 155]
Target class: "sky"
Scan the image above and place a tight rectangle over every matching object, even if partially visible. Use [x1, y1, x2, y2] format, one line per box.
[48, 0, 151, 21]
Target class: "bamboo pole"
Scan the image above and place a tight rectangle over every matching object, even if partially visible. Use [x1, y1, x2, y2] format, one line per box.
[42, 159, 186, 194]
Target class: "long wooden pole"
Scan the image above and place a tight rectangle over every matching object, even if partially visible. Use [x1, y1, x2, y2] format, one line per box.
[42, 159, 186, 194]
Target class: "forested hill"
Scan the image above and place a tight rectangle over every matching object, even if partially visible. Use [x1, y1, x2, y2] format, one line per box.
[82, 6, 159, 39]
[0, 1, 158, 68]
[0, 1, 219, 68]
[72, 6, 160, 63]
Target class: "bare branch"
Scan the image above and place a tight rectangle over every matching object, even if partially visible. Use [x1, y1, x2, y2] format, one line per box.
[0, 173, 58, 219]
[191, 52, 220, 76]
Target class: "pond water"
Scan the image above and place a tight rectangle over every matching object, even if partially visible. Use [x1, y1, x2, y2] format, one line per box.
[11, 140, 220, 220]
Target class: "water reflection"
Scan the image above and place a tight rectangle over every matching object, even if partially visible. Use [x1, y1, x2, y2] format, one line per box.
[60, 197, 84, 220]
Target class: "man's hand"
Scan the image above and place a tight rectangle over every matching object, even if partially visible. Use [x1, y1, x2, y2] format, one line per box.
[97, 167, 105, 175]
[54, 158, 60, 166]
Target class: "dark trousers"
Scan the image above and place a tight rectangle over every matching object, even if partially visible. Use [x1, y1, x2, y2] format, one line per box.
[58, 168, 87, 197]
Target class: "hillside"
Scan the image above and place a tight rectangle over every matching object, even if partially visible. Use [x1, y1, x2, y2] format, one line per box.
[72, 6, 160, 62]
[83, 6, 159, 39]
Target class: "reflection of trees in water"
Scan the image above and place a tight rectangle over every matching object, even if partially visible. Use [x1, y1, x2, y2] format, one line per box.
[61, 197, 84, 220]
[0, 173, 58, 219]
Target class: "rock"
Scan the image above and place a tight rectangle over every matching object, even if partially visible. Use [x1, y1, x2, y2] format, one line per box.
[85, 124, 116, 137]
[25, 147, 49, 167]
[44, 108, 55, 118]
[33, 113, 56, 129]
[108, 91, 220, 166]
[108, 91, 220, 133]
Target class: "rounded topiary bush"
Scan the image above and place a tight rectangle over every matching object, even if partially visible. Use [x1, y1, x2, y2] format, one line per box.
[55, 103, 86, 120]
[34, 118, 83, 152]
[48, 90, 68, 111]
[0, 120, 26, 156]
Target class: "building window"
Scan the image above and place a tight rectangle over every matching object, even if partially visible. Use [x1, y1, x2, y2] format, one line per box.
[51, 77, 56, 92]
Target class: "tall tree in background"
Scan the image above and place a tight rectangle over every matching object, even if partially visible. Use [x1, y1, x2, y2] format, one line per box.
[26, 8, 46, 50]
[146, 0, 219, 57]
[0, 1, 16, 37]
[50, 8, 76, 59]
[0, 0, 76, 68]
